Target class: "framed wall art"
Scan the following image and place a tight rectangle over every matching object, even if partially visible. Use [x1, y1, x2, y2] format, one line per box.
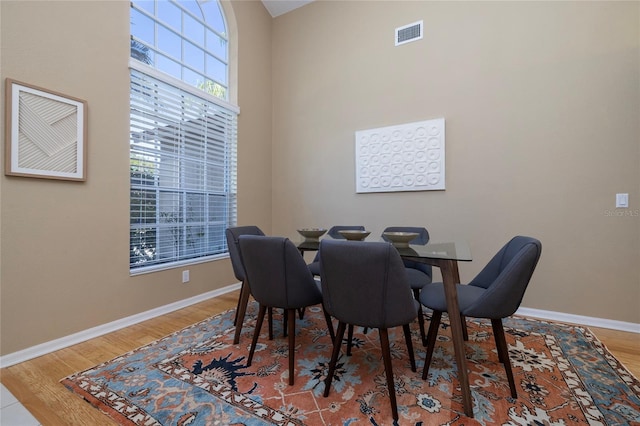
[5, 78, 87, 181]
[355, 118, 445, 193]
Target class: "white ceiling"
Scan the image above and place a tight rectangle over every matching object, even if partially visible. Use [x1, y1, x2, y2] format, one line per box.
[261, 0, 314, 17]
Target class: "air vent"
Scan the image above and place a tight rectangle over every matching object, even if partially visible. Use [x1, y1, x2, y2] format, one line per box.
[395, 20, 423, 46]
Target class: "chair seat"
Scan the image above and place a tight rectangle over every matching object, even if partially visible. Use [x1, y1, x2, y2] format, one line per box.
[419, 282, 486, 315]
[308, 261, 320, 276]
[405, 268, 431, 290]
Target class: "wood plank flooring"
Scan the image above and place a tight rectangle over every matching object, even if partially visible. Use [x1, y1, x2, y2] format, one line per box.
[1, 290, 638, 426]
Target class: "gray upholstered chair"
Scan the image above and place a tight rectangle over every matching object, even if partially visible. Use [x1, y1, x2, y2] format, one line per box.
[225, 226, 265, 344]
[238, 235, 335, 386]
[307, 225, 365, 276]
[319, 240, 418, 422]
[382, 226, 432, 346]
[419, 236, 542, 398]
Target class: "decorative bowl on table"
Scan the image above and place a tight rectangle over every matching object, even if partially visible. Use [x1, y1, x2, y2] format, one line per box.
[297, 228, 327, 242]
[338, 230, 371, 241]
[383, 231, 419, 248]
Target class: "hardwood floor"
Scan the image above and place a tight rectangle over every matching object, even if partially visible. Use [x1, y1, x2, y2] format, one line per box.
[1, 290, 638, 426]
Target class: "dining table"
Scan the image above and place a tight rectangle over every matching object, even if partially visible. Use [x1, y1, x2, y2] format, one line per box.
[296, 237, 475, 418]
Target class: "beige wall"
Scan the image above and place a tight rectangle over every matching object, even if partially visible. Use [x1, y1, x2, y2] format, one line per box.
[0, 0, 272, 355]
[272, 1, 640, 323]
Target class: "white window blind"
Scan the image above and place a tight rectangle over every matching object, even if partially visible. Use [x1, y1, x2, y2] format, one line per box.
[129, 68, 237, 271]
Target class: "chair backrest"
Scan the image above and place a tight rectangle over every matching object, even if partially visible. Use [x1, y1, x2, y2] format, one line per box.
[465, 236, 542, 319]
[319, 240, 417, 329]
[225, 226, 265, 281]
[238, 235, 322, 309]
[382, 226, 432, 277]
[311, 225, 366, 263]
[327, 225, 365, 239]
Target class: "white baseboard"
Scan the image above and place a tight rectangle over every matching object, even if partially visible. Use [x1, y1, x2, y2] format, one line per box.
[515, 307, 640, 334]
[2, 285, 638, 368]
[0, 283, 242, 368]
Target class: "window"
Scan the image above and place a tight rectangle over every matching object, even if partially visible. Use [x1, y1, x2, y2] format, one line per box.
[129, 0, 237, 272]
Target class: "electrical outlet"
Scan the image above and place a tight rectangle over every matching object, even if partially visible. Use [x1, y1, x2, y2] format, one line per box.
[182, 270, 190, 283]
[616, 193, 629, 208]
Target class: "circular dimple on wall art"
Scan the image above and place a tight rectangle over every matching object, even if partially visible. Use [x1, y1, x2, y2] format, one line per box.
[427, 150, 440, 160]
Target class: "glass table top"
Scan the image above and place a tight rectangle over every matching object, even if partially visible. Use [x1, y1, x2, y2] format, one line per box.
[295, 238, 472, 262]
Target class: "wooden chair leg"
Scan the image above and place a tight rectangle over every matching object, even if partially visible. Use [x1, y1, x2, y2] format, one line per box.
[324, 321, 347, 397]
[402, 323, 416, 372]
[379, 328, 399, 422]
[414, 289, 427, 346]
[298, 307, 305, 319]
[492, 319, 517, 398]
[347, 324, 354, 356]
[233, 281, 245, 325]
[233, 280, 252, 344]
[268, 307, 274, 340]
[288, 308, 296, 385]
[322, 306, 335, 342]
[247, 304, 266, 366]
[422, 310, 442, 380]
[283, 309, 288, 337]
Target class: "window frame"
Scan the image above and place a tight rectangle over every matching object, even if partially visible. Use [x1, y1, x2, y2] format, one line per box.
[128, 0, 238, 275]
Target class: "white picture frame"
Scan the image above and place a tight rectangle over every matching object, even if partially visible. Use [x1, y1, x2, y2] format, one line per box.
[5, 78, 87, 181]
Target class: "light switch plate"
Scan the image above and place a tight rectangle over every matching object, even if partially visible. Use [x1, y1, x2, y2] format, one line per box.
[616, 193, 629, 208]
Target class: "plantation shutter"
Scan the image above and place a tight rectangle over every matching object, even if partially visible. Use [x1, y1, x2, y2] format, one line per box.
[129, 66, 238, 271]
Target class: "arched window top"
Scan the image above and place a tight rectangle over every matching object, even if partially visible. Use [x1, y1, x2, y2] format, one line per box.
[131, 0, 228, 99]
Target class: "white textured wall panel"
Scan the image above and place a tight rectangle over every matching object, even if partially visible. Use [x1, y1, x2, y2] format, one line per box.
[355, 118, 445, 193]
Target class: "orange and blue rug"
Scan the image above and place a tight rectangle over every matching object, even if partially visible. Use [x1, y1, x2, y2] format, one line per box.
[62, 302, 640, 425]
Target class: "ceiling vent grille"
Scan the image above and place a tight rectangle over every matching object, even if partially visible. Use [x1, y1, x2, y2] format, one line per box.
[395, 20, 423, 46]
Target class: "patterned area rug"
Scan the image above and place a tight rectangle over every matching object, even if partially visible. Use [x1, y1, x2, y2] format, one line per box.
[62, 301, 640, 425]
